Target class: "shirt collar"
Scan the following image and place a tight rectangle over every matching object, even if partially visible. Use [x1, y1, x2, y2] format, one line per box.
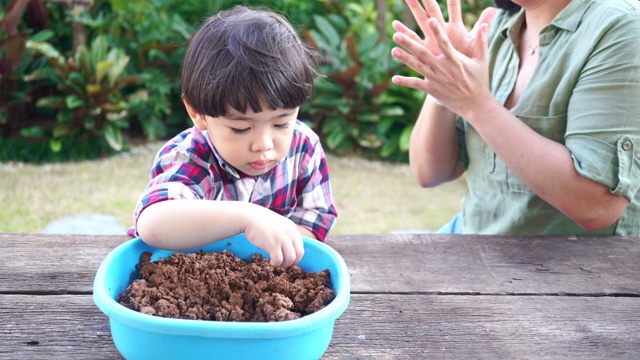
[551, 0, 594, 33]
[497, 0, 594, 46]
[201, 129, 242, 179]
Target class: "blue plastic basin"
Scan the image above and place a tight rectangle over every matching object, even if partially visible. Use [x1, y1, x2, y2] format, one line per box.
[93, 234, 350, 360]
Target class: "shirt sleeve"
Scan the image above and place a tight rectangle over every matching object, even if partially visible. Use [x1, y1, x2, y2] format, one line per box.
[289, 138, 337, 242]
[132, 146, 215, 235]
[565, 9, 640, 201]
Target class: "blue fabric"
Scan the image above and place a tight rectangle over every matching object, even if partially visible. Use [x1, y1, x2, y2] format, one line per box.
[436, 212, 462, 234]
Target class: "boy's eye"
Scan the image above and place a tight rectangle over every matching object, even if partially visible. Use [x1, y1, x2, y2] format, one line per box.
[230, 127, 249, 134]
[275, 122, 291, 129]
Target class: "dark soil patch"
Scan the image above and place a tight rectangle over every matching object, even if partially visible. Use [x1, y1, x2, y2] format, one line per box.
[118, 250, 336, 322]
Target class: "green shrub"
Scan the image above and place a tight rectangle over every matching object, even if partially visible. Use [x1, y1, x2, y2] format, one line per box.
[24, 35, 140, 152]
[301, 1, 425, 162]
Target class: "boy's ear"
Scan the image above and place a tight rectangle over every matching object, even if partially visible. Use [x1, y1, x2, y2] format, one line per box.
[183, 99, 208, 131]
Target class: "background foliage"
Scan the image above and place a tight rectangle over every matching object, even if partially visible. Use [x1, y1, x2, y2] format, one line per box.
[1, 0, 493, 163]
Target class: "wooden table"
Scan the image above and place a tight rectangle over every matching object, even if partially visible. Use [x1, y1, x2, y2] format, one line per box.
[1, 232, 639, 359]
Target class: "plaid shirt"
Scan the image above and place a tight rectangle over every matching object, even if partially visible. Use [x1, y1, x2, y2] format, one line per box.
[133, 120, 337, 241]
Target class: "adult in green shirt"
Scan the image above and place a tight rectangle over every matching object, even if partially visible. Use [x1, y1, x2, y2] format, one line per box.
[391, 0, 640, 235]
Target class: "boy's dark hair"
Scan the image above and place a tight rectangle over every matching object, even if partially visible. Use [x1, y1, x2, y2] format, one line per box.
[181, 5, 319, 117]
[494, 0, 521, 12]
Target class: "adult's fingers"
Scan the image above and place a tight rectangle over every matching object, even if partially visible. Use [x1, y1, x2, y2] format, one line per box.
[392, 20, 423, 43]
[474, 23, 490, 62]
[391, 35, 438, 79]
[421, 0, 445, 26]
[405, 0, 433, 40]
[446, 0, 463, 24]
[426, 18, 457, 61]
[391, 74, 431, 93]
[477, 7, 497, 32]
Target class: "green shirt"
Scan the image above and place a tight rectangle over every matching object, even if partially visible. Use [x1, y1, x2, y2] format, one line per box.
[457, 0, 640, 235]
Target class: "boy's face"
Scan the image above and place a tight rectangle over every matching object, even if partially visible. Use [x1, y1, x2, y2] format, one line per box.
[186, 99, 299, 176]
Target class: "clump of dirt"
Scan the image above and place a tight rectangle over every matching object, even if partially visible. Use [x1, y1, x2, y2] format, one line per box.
[118, 250, 336, 322]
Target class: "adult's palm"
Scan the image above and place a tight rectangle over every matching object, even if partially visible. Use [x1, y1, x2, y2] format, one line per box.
[395, 0, 496, 59]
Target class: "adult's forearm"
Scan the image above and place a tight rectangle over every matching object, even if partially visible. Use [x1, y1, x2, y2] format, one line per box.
[409, 96, 463, 188]
[464, 99, 628, 231]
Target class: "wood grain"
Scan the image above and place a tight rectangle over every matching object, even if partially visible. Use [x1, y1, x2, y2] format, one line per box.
[1, 294, 638, 359]
[1, 232, 639, 359]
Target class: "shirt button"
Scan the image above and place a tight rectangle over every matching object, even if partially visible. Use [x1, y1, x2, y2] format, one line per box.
[622, 140, 632, 151]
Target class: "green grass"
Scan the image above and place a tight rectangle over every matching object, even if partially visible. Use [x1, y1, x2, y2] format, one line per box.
[0, 142, 466, 234]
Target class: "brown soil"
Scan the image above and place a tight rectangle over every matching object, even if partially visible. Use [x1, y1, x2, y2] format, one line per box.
[118, 250, 336, 322]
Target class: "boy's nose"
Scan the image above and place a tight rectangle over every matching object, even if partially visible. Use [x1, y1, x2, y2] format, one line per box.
[251, 133, 273, 152]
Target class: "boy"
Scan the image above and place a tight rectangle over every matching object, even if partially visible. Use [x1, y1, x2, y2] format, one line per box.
[132, 5, 337, 267]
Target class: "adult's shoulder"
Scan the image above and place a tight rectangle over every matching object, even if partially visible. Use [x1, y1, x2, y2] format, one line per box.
[584, 0, 640, 24]
[582, 0, 640, 56]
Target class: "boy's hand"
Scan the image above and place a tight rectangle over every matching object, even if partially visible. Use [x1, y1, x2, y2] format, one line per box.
[243, 206, 305, 268]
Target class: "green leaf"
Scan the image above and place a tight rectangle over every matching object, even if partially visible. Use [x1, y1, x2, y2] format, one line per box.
[95, 59, 114, 84]
[104, 123, 123, 151]
[314, 79, 344, 94]
[313, 15, 341, 49]
[322, 115, 346, 133]
[86, 84, 101, 95]
[56, 111, 72, 123]
[28, 30, 55, 42]
[381, 106, 405, 117]
[65, 95, 84, 110]
[53, 122, 75, 137]
[23, 66, 57, 82]
[85, 116, 96, 130]
[313, 95, 346, 107]
[148, 48, 169, 63]
[49, 138, 62, 153]
[36, 96, 64, 109]
[63, 76, 85, 96]
[20, 126, 48, 138]
[107, 55, 130, 87]
[76, 45, 91, 72]
[399, 125, 413, 152]
[357, 113, 380, 123]
[26, 40, 65, 67]
[380, 137, 399, 158]
[326, 130, 347, 150]
[327, 14, 348, 34]
[358, 33, 378, 55]
[90, 36, 108, 67]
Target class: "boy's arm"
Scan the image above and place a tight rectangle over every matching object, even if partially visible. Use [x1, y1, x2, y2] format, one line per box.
[297, 225, 317, 240]
[137, 200, 304, 267]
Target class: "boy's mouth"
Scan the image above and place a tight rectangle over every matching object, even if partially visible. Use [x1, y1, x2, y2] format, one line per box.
[248, 160, 273, 170]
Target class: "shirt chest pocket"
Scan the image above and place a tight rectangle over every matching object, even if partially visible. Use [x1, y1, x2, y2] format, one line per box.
[492, 113, 567, 193]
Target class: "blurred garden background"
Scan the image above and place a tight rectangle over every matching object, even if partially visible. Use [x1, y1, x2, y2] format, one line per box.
[0, 0, 490, 234]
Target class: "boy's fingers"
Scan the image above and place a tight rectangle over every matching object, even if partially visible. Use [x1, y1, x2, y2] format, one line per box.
[281, 244, 297, 268]
[293, 236, 305, 265]
[270, 248, 284, 267]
